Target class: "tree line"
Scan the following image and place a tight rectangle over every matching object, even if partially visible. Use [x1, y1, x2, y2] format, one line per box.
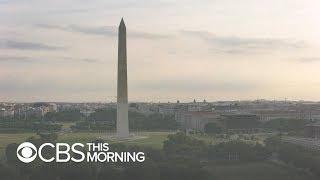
[1, 132, 274, 180]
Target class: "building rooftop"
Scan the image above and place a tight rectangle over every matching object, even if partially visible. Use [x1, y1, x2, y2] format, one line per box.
[306, 122, 320, 127]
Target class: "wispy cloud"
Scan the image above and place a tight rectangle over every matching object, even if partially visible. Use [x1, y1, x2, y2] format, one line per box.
[181, 30, 306, 54]
[37, 24, 115, 36]
[0, 56, 30, 62]
[129, 31, 170, 39]
[37, 24, 171, 39]
[0, 55, 101, 63]
[295, 57, 320, 63]
[47, 8, 92, 14]
[0, 78, 110, 94]
[0, 39, 64, 50]
[58, 56, 101, 63]
[136, 80, 257, 93]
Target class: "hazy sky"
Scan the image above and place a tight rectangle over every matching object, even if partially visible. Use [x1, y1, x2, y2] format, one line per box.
[0, 0, 320, 102]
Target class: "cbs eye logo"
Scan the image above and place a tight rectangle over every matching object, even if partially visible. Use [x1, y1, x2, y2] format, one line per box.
[16, 142, 37, 163]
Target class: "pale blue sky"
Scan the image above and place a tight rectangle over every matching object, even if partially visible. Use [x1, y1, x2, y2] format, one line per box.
[0, 0, 320, 102]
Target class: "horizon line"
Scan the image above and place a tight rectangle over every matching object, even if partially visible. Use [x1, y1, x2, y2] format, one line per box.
[1, 99, 320, 104]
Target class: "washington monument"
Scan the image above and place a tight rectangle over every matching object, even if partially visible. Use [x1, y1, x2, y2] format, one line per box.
[117, 18, 129, 138]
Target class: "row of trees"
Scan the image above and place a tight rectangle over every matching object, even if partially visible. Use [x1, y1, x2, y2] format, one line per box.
[71, 121, 114, 131]
[0, 120, 62, 133]
[264, 118, 309, 135]
[3, 133, 211, 180]
[44, 110, 83, 122]
[164, 133, 271, 162]
[1, 108, 178, 132]
[2, 132, 273, 180]
[203, 118, 310, 135]
[265, 136, 320, 177]
[71, 108, 178, 131]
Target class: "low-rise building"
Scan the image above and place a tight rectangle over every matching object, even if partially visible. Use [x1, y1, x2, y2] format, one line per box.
[0, 108, 14, 118]
[254, 110, 308, 122]
[305, 122, 320, 138]
[175, 111, 220, 131]
[48, 103, 58, 112]
[220, 114, 261, 134]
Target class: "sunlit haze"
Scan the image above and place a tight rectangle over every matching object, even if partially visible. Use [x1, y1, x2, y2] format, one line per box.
[1, 0, 320, 102]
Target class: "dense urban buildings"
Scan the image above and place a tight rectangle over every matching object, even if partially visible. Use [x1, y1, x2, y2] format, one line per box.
[2, 99, 320, 133]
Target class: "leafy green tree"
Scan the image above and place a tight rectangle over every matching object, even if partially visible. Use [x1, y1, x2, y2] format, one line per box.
[0, 163, 17, 180]
[44, 110, 83, 122]
[89, 108, 116, 122]
[5, 143, 19, 165]
[208, 141, 270, 162]
[204, 122, 222, 134]
[264, 118, 309, 133]
[163, 132, 207, 159]
[265, 135, 281, 152]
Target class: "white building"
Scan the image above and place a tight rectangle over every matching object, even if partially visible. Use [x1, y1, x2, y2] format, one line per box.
[175, 111, 220, 131]
[0, 108, 14, 118]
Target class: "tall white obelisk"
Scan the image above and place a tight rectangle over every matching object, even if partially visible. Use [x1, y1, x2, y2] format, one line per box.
[117, 18, 129, 138]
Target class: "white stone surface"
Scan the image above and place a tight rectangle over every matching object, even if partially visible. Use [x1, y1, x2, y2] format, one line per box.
[117, 103, 129, 138]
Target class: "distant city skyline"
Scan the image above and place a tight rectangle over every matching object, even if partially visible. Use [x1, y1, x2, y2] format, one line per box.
[1, 0, 320, 102]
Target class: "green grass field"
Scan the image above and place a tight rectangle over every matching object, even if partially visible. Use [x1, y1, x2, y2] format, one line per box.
[124, 132, 171, 149]
[0, 131, 172, 156]
[0, 131, 269, 157]
[192, 133, 269, 145]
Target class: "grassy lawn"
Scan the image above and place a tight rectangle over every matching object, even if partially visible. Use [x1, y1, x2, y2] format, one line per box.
[58, 131, 172, 149]
[60, 122, 75, 130]
[124, 132, 172, 149]
[0, 132, 271, 157]
[58, 132, 107, 144]
[0, 131, 173, 157]
[0, 133, 36, 156]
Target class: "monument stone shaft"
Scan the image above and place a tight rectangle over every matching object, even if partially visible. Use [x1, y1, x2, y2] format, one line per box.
[117, 18, 129, 138]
